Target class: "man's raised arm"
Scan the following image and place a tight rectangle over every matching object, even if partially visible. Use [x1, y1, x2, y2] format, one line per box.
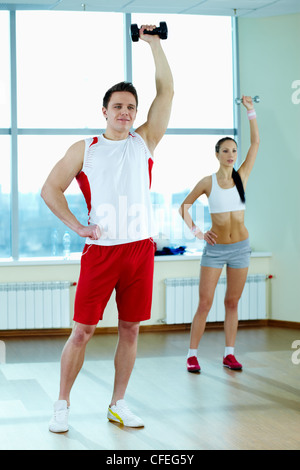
[135, 24, 174, 153]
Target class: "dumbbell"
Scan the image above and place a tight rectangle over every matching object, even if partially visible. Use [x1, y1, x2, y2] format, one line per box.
[235, 95, 260, 105]
[130, 22, 168, 42]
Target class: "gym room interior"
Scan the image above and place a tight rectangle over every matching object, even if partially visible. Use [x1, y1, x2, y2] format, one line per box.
[0, 0, 299, 451]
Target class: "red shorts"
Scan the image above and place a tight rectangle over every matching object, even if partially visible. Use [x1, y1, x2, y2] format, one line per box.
[74, 238, 155, 325]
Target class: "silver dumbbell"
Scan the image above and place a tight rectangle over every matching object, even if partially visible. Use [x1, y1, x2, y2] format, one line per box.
[235, 95, 260, 105]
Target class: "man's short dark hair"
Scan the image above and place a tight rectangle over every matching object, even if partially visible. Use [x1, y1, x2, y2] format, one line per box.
[102, 81, 138, 109]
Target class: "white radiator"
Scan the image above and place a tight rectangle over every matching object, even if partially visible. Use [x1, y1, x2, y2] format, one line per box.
[0, 281, 72, 330]
[165, 274, 267, 325]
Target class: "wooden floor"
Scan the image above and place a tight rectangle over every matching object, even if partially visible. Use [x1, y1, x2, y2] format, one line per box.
[0, 326, 299, 450]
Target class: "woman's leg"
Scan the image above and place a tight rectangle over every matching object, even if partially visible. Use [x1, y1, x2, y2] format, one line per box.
[224, 266, 248, 349]
[189, 266, 223, 349]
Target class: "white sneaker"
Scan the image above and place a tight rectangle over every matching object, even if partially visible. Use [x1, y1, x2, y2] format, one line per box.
[107, 399, 144, 428]
[49, 400, 69, 433]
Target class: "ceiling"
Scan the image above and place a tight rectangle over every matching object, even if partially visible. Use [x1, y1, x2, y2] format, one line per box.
[1, 0, 300, 17]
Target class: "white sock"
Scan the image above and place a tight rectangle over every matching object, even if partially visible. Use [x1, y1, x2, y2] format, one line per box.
[224, 347, 235, 357]
[187, 349, 198, 359]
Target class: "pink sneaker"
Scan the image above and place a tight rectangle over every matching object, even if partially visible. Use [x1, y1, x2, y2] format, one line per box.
[187, 356, 201, 373]
[223, 354, 242, 370]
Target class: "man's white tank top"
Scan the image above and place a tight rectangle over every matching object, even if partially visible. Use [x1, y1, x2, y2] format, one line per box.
[208, 173, 246, 214]
[76, 132, 156, 246]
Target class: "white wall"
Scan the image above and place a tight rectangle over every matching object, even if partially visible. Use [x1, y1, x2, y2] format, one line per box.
[238, 13, 300, 322]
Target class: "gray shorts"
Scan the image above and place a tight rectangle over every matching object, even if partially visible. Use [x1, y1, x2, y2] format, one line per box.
[201, 238, 251, 269]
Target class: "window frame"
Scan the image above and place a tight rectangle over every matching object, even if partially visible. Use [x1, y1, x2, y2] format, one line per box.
[2, 9, 241, 261]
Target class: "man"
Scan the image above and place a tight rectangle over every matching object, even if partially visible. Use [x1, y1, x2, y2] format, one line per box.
[41, 24, 173, 431]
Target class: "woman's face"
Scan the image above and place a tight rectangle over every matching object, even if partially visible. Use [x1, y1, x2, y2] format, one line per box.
[216, 140, 238, 167]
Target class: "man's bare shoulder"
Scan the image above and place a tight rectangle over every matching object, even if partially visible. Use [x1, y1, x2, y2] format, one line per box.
[62, 140, 85, 169]
[66, 140, 85, 157]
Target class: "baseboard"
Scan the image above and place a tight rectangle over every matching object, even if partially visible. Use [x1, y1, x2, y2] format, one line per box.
[267, 319, 300, 329]
[0, 328, 72, 338]
[1, 318, 299, 338]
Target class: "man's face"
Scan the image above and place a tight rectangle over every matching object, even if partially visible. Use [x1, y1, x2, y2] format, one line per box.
[102, 91, 137, 132]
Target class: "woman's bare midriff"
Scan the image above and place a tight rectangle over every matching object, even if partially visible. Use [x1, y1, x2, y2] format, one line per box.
[210, 211, 249, 244]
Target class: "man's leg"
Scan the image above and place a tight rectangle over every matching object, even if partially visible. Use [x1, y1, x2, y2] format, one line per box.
[107, 319, 144, 427]
[110, 319, 140, 406]
[59, 322, 97, 406]
[49, 322, 96, 433]
[107, 240, 153, 427]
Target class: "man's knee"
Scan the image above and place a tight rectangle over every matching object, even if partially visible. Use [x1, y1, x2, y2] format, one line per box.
[70, 323, 95, 347]
[118, 320, 140, 343]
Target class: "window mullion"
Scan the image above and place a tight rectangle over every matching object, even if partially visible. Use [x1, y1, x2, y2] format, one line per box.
[10, 10, 19, 260]
[232, 16, 241, 162]
[123, 13, 132, 83]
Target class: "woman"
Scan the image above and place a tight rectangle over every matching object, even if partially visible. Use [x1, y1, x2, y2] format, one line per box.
[179, 96, 259, 372]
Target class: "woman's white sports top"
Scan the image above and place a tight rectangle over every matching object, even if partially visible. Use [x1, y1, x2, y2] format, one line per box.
[208, 173, 245, 214]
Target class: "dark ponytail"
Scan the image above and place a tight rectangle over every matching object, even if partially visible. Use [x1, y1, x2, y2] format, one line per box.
[232, 168, 245, 203]
[215, 137, 245, 203]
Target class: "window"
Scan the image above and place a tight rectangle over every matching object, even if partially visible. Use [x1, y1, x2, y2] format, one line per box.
[17, 11, 124, 128]
[18, 135, 88, 258]
[15, 11, 124, 258]
[2, 10, 236, 260]
[0, 12, 10, 128]
[132, 14, 233, 129]
[0, 12, 11, 259]
[150, 134, 234, 245]
[132, 14, 235, 248]
[0, 137, 11, 258]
